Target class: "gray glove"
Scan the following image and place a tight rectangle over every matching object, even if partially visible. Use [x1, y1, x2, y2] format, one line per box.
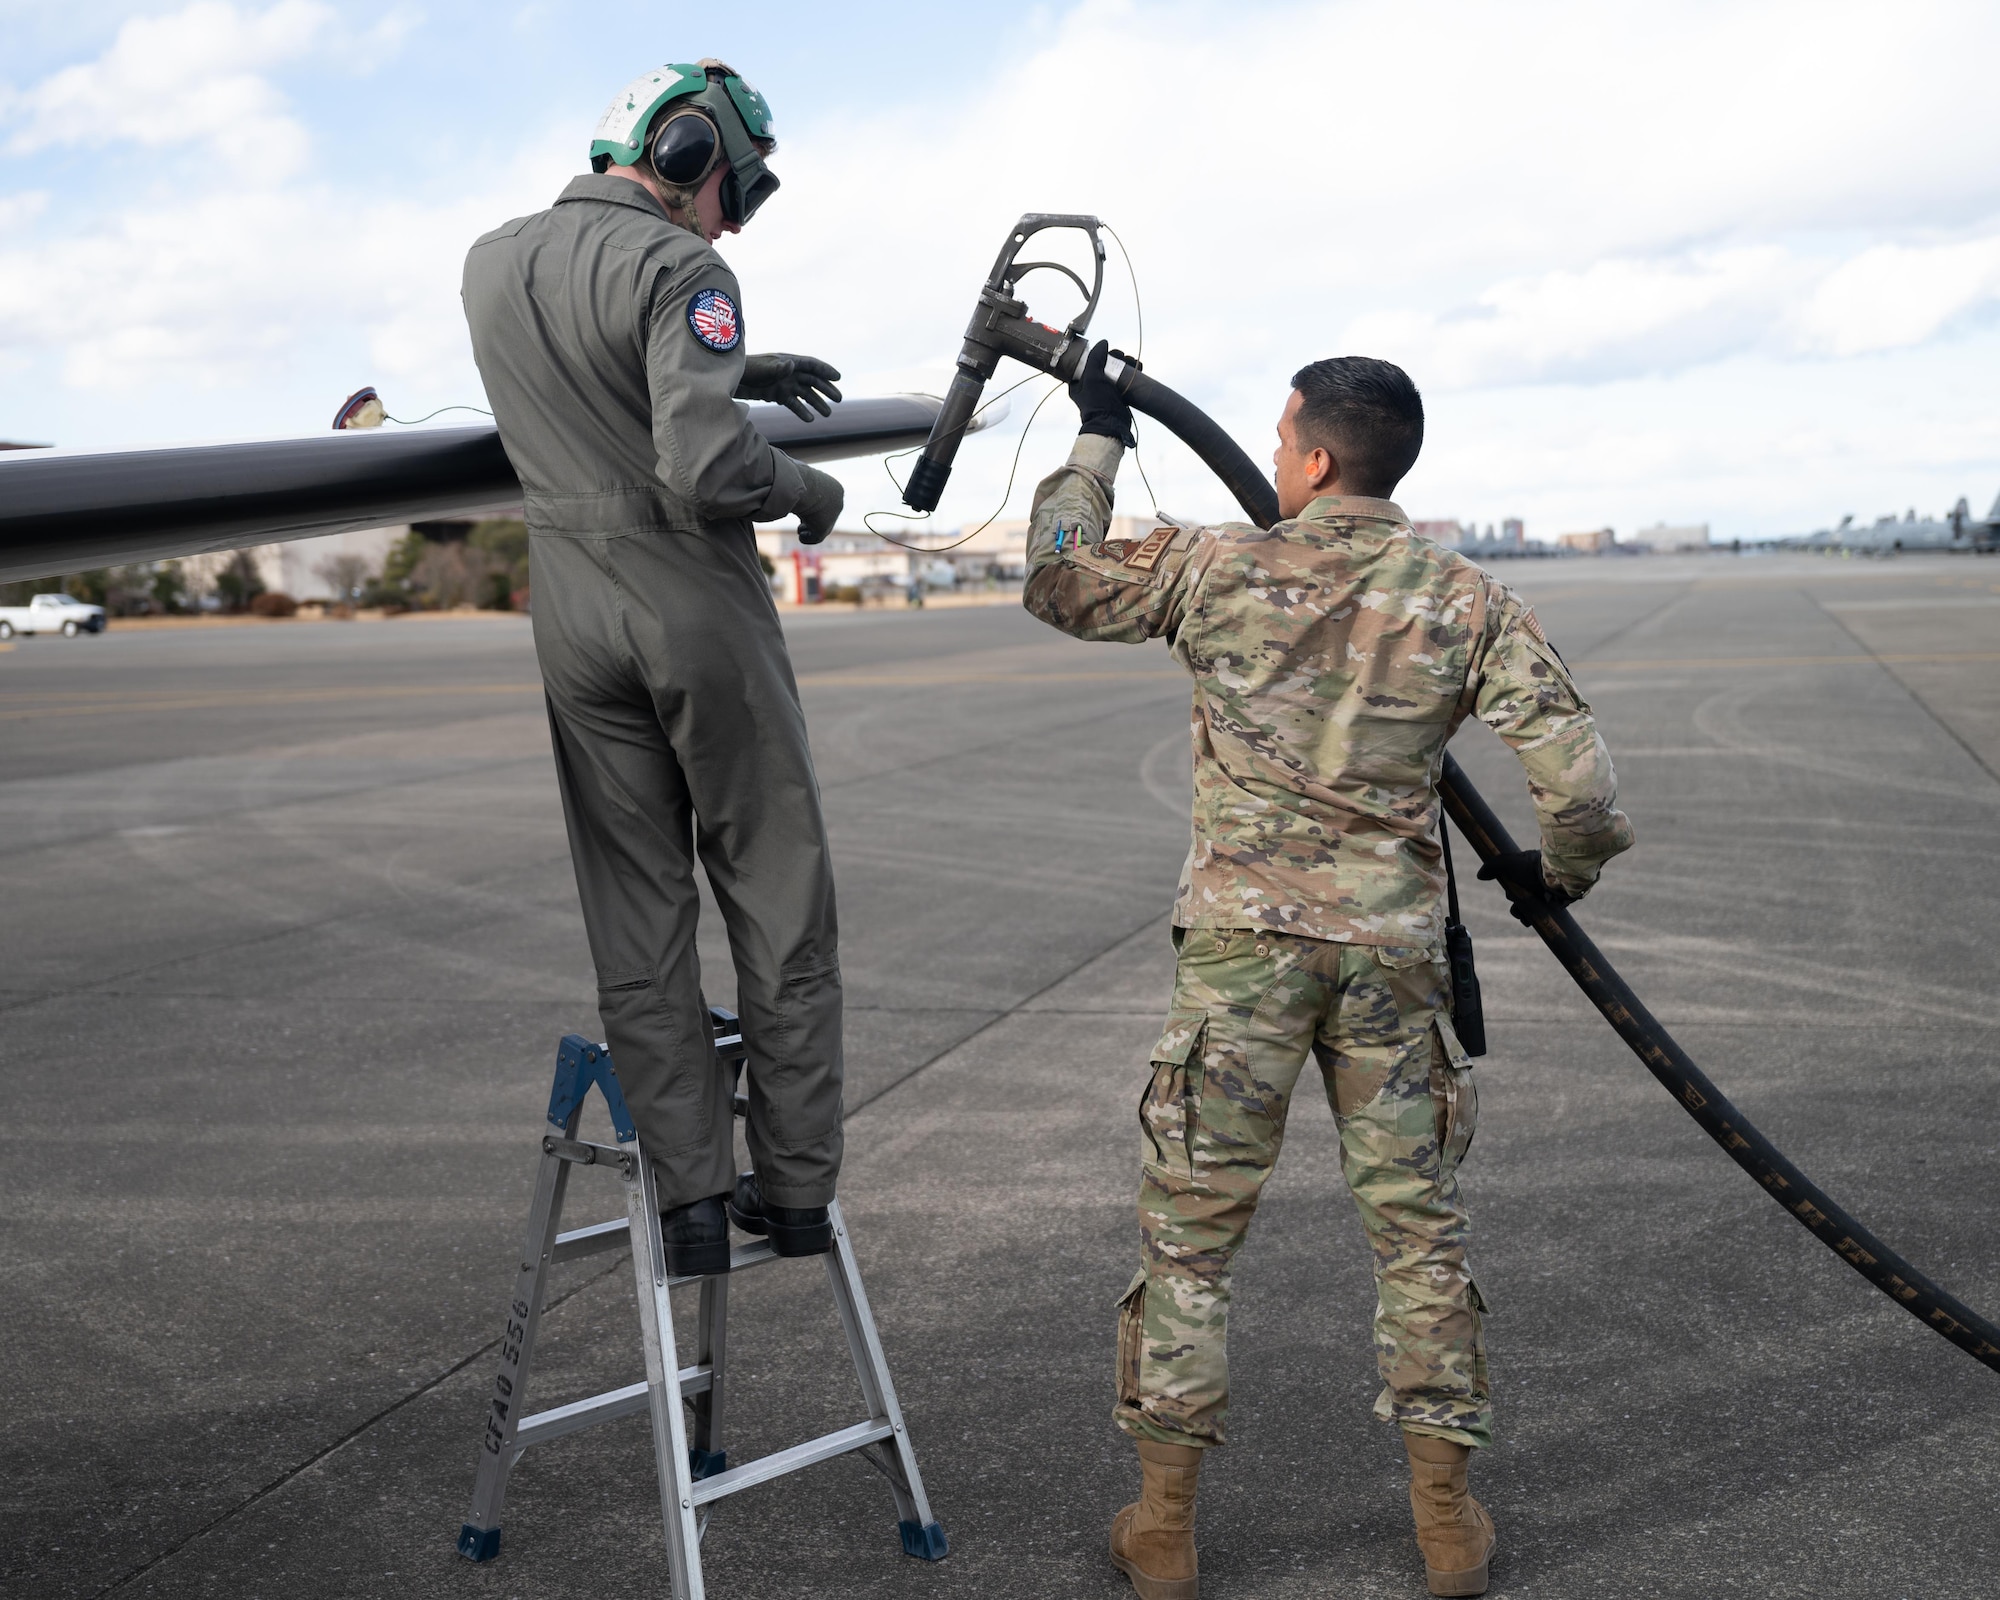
[737, 353, 843, 421]
[793, 464, 845, 545]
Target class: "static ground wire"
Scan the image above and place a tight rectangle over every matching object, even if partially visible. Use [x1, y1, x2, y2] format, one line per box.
[386, 228, 1160, 536]
[1096, 221, 1165, 517]
[865, 222, 1166, 548]
[385, 404, 495, 425]
[864, 369, 1064, 549]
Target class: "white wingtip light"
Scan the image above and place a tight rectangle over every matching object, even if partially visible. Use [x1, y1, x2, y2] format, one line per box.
[333, 388, 385, 430]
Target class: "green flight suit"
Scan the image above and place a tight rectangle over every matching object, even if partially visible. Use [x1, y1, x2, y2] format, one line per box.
[461, 174, 843, 1209]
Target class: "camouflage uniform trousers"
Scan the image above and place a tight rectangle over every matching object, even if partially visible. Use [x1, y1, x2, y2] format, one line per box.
[1115, 926, 1491, 1452]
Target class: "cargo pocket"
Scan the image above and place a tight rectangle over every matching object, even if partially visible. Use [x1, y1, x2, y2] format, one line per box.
[1373, 941, 1448, 1006]
[1429, 1012, 1479, 1174]
[1139, 1012, 1206, 1180]
[1116, 1268, 1148, 1406]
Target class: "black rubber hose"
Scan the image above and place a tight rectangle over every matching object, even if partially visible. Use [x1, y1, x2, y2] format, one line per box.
[1124, 370, 1283, 528]
[1123, 369, 2000, 1374]
[1441, 756, 2000, 1372]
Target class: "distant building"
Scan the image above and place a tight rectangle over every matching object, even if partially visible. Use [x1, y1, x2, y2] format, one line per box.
[757, 512, 1182, 600]
[773, 546, 822, 604]
[1414, 518, 1528, 557]
[249, 525, 408, 600]
[1557, 528, 1616, 554]
[1632, 522, 1712, 553]
[962, 512, 1159, 573]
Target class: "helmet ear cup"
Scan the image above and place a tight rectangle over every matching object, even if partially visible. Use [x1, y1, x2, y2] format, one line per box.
[649, 110, 719, 187]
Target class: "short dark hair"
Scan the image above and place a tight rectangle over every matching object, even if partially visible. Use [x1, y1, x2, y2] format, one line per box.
[1288, 357, 1424, 497]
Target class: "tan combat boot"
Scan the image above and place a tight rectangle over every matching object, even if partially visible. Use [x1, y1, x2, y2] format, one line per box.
[1109, 1437, 1202, 1600]
[1404, 1432, 1496, 1597]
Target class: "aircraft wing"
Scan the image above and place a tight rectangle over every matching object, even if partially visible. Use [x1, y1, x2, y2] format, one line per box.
[0, 395, 943, 585]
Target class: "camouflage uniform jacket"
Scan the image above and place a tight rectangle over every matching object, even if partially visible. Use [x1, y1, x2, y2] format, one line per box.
[1023, 435, 1634, 945]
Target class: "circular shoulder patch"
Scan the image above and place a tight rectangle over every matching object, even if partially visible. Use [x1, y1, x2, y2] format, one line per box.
[686, 286, 742, 352]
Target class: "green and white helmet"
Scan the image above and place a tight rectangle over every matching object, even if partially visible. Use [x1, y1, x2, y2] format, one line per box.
[589, 59, 779, 229]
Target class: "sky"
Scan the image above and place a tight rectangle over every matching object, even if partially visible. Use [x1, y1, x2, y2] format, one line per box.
[5, 0, 2000, 541]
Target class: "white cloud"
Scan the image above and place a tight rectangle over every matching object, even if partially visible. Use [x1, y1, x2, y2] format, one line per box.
[0, 134, 576, 397]
[1792, 237, 2000, 357]
[4, 1, 333, 173]
[0, 189, 48, 231]
[1342, 250, 1801, 390]
[1339, 234, 2000, 389]
[7, 0, 2000, 539]
[0, 2, 464, 407]
[718, 0, 2000, 526]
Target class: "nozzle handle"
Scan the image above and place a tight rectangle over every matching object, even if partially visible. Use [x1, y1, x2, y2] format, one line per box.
[905, 213, 1109, 514]
[903, 367, 986, 513]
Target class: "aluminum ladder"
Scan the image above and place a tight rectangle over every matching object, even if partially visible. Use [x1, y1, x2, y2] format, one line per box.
[456, 1012, 947, 1596]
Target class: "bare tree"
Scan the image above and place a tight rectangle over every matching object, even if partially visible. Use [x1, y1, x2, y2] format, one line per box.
[176, 552, 229, 612]
[409, 541, 499, 609]
[314, 551, 373, 604]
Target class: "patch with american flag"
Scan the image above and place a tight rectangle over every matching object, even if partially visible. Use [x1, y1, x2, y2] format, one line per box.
[686, 287, 742, 352]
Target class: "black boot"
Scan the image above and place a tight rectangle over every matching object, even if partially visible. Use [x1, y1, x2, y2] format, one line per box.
[726, 1171, 833, 1257]
[660, 1194, 731, 1277]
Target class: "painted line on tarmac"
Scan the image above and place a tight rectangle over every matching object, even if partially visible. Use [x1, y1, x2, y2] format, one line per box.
[4, 650, 1986, 718]
[1823, 595, 2000, 610]
[0, 669, 1178, 719]
[798, 668, 1180, 687]
[0, 683, 544, 720]
[1812, 598, 2000, 788]
[1586, 649, 2000, 672]
[87, 1254, 633, 1598]
[10, 651, 1988, 717]
[79, 829, 1178, 1599]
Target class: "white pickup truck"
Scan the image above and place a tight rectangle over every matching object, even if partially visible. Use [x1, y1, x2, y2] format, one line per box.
[0, 592, 107, 638]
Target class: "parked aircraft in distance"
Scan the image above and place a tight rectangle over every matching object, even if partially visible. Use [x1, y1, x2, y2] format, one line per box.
[1784, 490, 2000, 553]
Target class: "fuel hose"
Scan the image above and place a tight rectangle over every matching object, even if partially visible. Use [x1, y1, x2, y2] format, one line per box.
[1119, 369, 2000, 1375]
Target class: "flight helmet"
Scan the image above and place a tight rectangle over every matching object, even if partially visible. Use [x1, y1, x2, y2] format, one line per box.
[589, 59, 778, 234]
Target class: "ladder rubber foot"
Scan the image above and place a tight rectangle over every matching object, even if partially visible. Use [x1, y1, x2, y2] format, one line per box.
[900, 1519, 949, 1561]
[457, 1524, 501, 1562]
[689, 1446, 728, 1480]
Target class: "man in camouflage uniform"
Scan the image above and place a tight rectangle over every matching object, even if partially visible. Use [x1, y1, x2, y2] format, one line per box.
[1023, 345, 1634, 1599]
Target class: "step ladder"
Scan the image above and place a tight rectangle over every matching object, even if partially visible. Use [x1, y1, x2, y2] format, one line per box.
[457, 1011, 947, 1597]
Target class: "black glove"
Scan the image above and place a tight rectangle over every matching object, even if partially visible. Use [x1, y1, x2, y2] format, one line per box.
[1068, 339, 1136, 446]
[1476, 848, 1582, 926]
[793, 465, 845, 546]
[737, 353, 843, 422]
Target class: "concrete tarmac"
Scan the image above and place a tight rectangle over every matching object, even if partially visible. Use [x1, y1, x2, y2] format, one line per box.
[2, 554, 1996, 1599]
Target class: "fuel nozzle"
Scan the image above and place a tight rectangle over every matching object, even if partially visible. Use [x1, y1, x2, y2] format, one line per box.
[902, 368, 987, 514]
[902, 214, 1108, 514]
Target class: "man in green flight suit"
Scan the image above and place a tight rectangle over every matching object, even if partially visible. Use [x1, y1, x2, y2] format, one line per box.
[1023, 345, 1635, 1598]
[461, 61, 850, 1276]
